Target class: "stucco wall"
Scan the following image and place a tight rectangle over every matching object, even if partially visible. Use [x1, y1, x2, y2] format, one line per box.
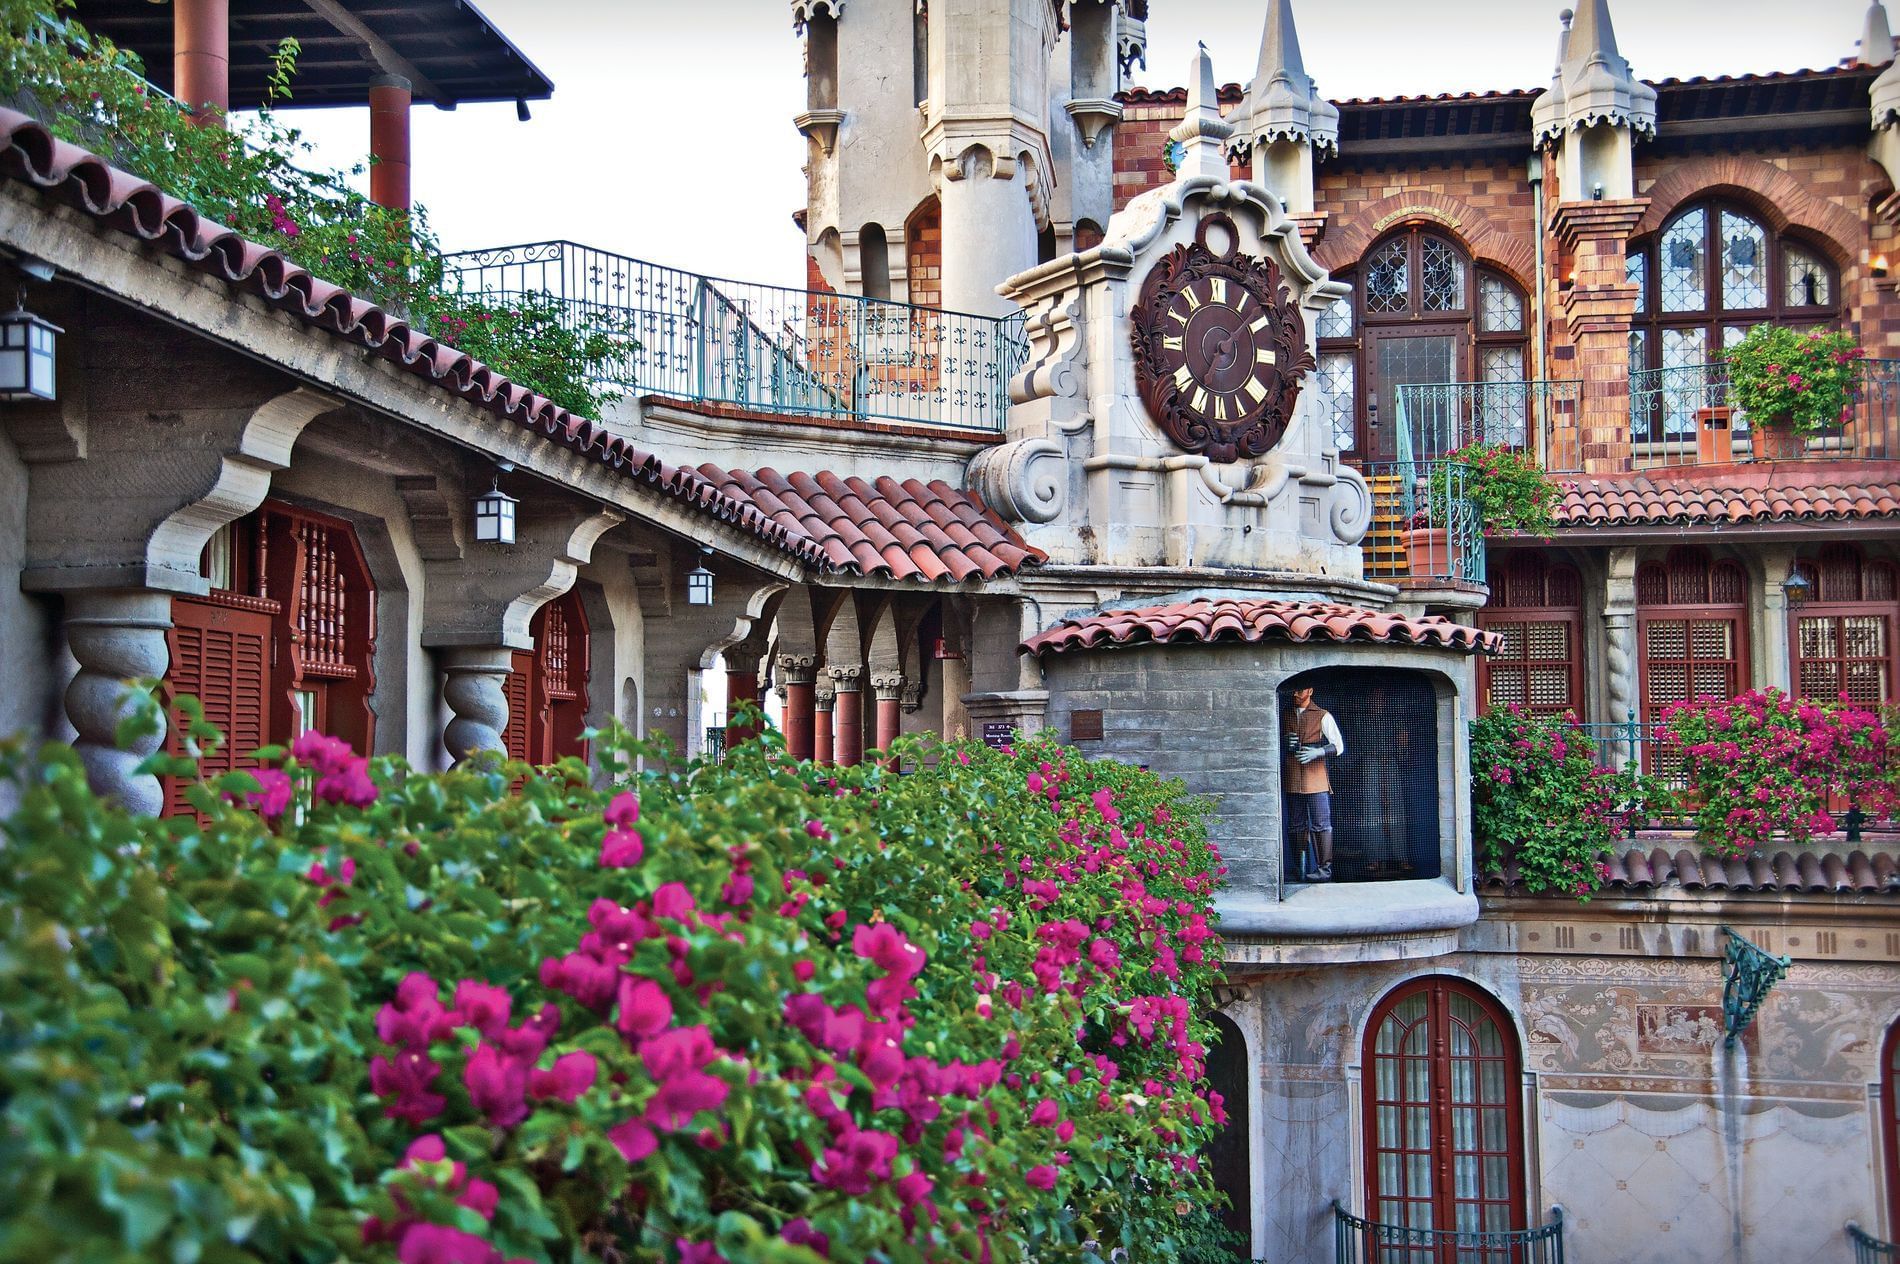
[0, 424, 56, 812]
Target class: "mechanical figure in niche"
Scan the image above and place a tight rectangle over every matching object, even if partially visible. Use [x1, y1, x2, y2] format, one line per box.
[1280, 668, 1442, 885]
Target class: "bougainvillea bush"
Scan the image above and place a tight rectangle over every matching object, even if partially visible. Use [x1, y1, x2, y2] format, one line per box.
[1658, 689, 1894, 856]
[0, 701, 1228, 1263]
[1469, 705, 1656, 900]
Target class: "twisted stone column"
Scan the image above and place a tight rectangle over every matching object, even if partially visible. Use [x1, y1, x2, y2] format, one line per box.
[64, 590, 173, 815]
[872, 671, 905, 765]
[1603, 612, 1637, 769]
[441, 647, 514, 764]
[779, 654, 818, 761]
[828, 665, 864, 767]
[813, 679, 836, 765]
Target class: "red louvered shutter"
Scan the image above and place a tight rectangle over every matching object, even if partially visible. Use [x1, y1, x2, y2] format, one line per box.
[166, 594, 275, 817]
[501, 651, 533, 762]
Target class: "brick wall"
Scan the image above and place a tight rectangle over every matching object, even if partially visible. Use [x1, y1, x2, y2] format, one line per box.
[905, 195, 941, 310]
[1112, 86, 1248, 210]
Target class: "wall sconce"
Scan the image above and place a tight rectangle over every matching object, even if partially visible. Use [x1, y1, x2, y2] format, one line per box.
[1781, 569, 1812, 608]
[1875, 254, 1891, 280]
[472, 475, 518, 545]
[0, 292, 61, 401]
[1591, 181, 1604, 201]
[686, 547, 714, 606]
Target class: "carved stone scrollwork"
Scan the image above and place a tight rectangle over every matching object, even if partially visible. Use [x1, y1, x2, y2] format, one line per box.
[65, 591, 172, 814]
[827, 664, 864, 692]
[899, 681, 925, 713]
[777, 653, 818, 687]
[441, 647, 513, 763]
[1327, 460, 1372, 546]
[870, 672, 905, 702]
[1008, 291, 1088, 431]
[967, 438, 1065, 525]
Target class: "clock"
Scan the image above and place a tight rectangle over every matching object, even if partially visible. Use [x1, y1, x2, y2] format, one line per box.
[1130, 212, 1315, 461]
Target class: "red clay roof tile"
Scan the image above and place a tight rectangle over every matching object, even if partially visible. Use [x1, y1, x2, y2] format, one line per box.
[1485, 844, 1900, 894]
[1549, 465, 1900, 530]
[1019, 597, 1498, 657]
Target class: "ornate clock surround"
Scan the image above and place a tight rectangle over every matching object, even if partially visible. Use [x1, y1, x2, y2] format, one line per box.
[1129, 212, 1316, 462]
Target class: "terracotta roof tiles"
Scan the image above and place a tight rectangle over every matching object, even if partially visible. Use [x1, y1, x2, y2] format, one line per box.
[695, 468, 1045, 583]
[1551, 466, 1900, 529]
[1486, 845, 1900, 895]
[1020, 597, 1498, 657]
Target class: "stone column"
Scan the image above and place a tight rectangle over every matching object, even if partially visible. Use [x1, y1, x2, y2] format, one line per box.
[778, 654, 818, 761]
[813, 679, 836, 765]
[724, 646, 764, 748]
[368, 74, 413, 212]
[1759, 546, 1797, 695]
[174, 0, 230, 123]
[1602, 548, 1639, 769]
[64, 590, 172, 815]
[872, 671, 905, 765]
[828, 665, 864, 766]
[441, 647, 514, 763]
[937, 155, 1039, 318]
[1554, 200, 1647, 474]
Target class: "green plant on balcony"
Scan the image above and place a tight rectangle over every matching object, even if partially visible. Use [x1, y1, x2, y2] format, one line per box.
[1410, 442, 1561, 536]
[1722, 324, 1864, 436]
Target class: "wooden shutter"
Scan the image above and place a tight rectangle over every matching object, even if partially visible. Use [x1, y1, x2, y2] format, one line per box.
[501, 651, 533, 762]
[1478, 552, 1583, 716]
[165, 594, 274, 816]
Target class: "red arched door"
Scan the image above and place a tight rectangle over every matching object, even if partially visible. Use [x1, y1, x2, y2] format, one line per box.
[502, 590, 591, 765]
[1363, 977, 1526, 1252]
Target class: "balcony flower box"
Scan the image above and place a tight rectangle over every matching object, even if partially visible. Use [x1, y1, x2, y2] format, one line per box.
[1747, 415, 1802, 462]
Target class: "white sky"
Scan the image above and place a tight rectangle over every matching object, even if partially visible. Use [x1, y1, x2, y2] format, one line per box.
[273, 0, 1883, 291]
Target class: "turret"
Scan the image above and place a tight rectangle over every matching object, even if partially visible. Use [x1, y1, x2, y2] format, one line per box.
[1860, 2, 1895, 67]
[1531, 0, 1655, 201]
[1232, 0, 1337, 213]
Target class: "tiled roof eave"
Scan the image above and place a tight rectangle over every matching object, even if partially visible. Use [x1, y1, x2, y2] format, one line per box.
[1020, 596, 1499, 658]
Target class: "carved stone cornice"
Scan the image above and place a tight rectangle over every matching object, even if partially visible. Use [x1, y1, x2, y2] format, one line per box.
[777, 653, 819, 686]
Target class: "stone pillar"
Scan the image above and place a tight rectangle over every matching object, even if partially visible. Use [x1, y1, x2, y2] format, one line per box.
[778, 654, 818, 761]
[936, 155, 1039, 317]
[813, 680, 836, 765]
[64, 590, 172, 815]
[1554, 201, 1646, 474]
[368, 74, 413, 212]
[829, 665, 864, 766]
[872, 671, 904, 764]
[441, 647, 514, 763]
[1602, 548, 1639, 769]
[1759, 546, 1797, 695]
[960, 597, 1047, 746]
[724, 646, 764, 748]
[174, 0, 230, 123]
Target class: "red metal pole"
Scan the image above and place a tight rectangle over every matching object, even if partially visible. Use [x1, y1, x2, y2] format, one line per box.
[368, 74, 413, 211]
[174, 0, 230, 124]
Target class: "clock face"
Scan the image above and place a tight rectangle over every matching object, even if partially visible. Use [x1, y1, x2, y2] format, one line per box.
[1130, 212, 1314, 462]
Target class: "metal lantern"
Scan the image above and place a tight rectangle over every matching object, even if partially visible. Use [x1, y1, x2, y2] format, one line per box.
[473, 477, 518, 544]
[686, 550, 714, 606]
[0, 303, 60, 401]
[1782, 568, 1813, 608]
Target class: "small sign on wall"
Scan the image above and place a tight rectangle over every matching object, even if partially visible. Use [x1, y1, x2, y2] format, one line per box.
[981, 722, 1015, 750]
[1070, 709, 1104, 742]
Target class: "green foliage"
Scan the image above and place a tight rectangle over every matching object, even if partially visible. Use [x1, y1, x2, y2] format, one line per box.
[1423, 443, 1562, 535]
[1469, 707, 1657, 900]
[0, 700, 1230, 1263]
[0, 3, 629, 418]
[1721, 324, 1864, 436]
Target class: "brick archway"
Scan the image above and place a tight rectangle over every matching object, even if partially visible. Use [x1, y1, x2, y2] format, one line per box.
[1633, 155, 1866, 265]
[1314, 191, 1536, 291]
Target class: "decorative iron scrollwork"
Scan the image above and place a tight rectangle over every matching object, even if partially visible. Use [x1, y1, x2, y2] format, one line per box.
[1720, 925, 1790, 1049]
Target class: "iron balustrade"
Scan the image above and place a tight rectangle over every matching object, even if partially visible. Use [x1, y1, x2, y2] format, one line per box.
[1394, 379, 1584, 473]
[1851, 1223, 1899, 1262]
[1629, 359, 1900, 468]
[1333, 1201, 1565, 1264]
[439, 240, 1027, 431]
[1362, 459, 1487, 586]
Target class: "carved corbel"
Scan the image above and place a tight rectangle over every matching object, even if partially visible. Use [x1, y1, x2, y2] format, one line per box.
[968, 438, 1066, 525]
[395, 475, 466, 562]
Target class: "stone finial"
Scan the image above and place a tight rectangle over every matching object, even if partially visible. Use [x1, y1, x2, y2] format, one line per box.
[790, 0, 843, 31]
[1241, 0, 1338, 156]
[1531, 0, 1658, 147]
[1167, 43, 1234, 179]
[1862, 3, 1896, 67]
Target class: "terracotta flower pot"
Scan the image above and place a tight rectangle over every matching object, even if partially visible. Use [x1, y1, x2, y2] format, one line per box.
[1748, 417, 1802, 461]
[1406, 527, 1450, 576]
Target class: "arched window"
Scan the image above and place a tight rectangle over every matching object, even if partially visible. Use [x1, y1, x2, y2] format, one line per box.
[1638, 546, 1749, 734]
[1363, 977, 1526, 1241]
[1319, 227, 1529, 462]
[858, 223, 891, 301]
[503, 589, 593, 766]
[1478, 552, 1585, 718]
[1790, 544, 1898, 705]
[1628, 201, 1841, 442]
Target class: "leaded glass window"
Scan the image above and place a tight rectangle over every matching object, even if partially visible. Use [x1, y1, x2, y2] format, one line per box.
[1720, 210, 1768, 310]
[1660, 208, 1707, 313]
[1366, 239, 1409, 315]
[1785, 246, 1832, 309]
[1480, 275, 1522, 333]
[1627, 250, 1648, 315]
[1420, 236, 1465, 312]
[1479, 346, 1527, 447]
[1316, 294, 1354, 339]
[1318, 351, 1356, 452]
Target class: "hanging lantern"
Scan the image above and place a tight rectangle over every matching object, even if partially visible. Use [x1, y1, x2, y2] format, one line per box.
[472, 476, 518, 544]
[1782, 568, 1813, 608]
[686, 549, 714, 606]
[0, 300, 60, 401]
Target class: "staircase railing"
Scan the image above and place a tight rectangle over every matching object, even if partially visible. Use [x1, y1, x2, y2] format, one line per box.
[1334, 1200, 1565, 1264]
[1851, 1222, 1899, 1262]
[1360, 459, 1486, 586]
[440, 240, 1025, 431]
[1395, 379, 1584, 473]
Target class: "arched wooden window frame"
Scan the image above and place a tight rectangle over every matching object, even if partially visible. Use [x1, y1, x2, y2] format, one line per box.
[1477, 551, 1585, 718]
[1362, 976, 1527, 1242]
[1318, 227, 1530, 462]
[1636, 547, 1751, 764]
[502, 589, 593, 766]
[1789, 544, 1898, 706]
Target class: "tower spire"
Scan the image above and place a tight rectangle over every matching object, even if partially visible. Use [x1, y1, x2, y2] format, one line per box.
[1232, 0, 1336, 212]
[1168, 42, 1233, 181]
[1532, 0, 1656, 152]
[1861, 2, 1895, 67]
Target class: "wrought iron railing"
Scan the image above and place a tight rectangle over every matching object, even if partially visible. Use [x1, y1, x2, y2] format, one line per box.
[1333, 1201, 1564, 1264]
[1851, 1222, 1899, 1262]
[440, 240, 1026, 431]
[1395, 379, 1584, 473]
[1629, 359, 1900, 468]
[1361, 459, 1486, 586]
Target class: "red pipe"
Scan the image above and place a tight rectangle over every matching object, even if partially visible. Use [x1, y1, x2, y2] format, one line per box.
[174, 0, 230, 124]
[368, 75, 413, 211]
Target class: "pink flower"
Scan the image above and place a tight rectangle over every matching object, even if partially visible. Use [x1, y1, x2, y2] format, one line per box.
[370, 1049, 445, 1124]
[608, 1117, 657, 1162]
[652, 882, 697, 923]
[642, 1026, 730, 1130]
[605, 791, 639, 827]
[615, 976, 674, 1045]
[397, 1224, 498, 1264]
[463, 1044, 530, 1128]
[529, 1051, 598, 1103]
[599, 827, 644, 868]
[781, 1219, 830, 1255]
[1025, 1165, 1058, 1191]
[853, 923, 926, 980]
[454, 981, 513, 1041]
[246, 767, 293, 817]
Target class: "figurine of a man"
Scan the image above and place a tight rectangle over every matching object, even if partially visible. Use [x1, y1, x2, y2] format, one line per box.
[1283, 684, 1346, 882]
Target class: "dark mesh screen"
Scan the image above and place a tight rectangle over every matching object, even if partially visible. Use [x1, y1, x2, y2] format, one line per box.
[1280, 668, 1441, 883]
[1204, 1013, 1252, 1250]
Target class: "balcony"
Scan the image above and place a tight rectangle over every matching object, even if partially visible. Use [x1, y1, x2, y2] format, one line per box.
[1630, 360, 1900, 469]
[1361, 458, 1487, 589]
[1333, 1201, 1566, 1264]
[440, 241, 1027, 432]
[1852, 1224, 1898, 1262]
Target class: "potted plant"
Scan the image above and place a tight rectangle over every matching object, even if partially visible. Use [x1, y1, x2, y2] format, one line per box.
[1403, 443, 1562, 575]
[1721, 325, 1864, 461]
